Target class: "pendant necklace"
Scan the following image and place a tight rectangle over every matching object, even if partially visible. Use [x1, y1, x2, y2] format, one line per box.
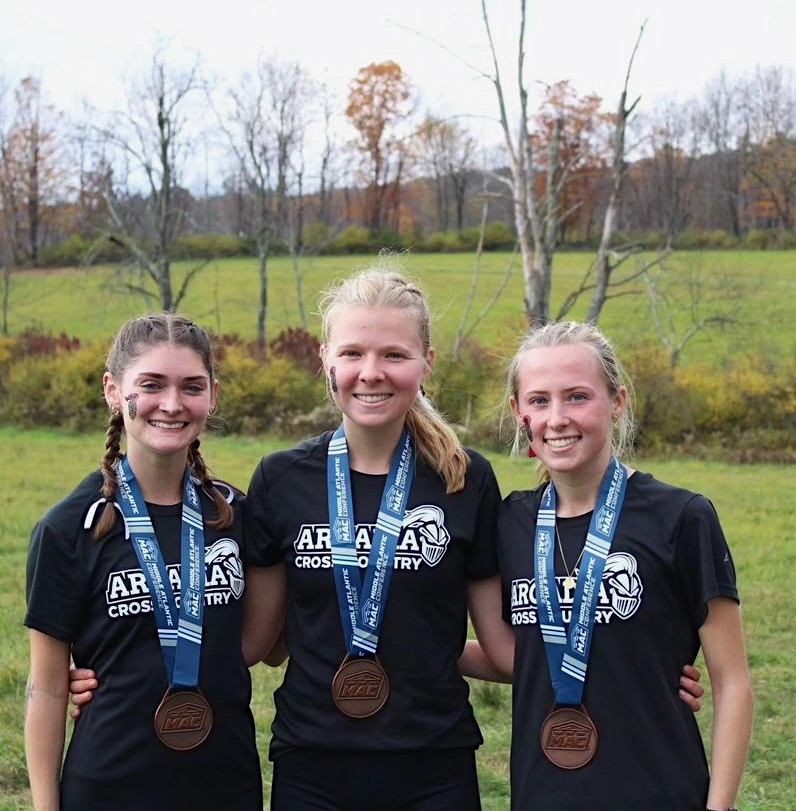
[555, 522, 585, 591]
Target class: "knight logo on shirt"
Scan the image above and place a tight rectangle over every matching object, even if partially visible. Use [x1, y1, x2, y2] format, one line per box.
[509, 551, 644, 626]
[104, 537, 245, 619]
[603, 552, 644, 619]
[293, 503, 451, 570]
[406, 505, 450, 567]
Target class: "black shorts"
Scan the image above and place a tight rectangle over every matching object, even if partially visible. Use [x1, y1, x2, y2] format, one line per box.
[271, 747, 481, 810]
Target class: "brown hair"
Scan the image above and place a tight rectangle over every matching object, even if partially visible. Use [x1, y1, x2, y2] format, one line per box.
[94, 313, 232, 539]
[319, 262, 469, 493]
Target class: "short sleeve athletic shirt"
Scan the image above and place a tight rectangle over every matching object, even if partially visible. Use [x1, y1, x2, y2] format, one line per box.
[25, 470, 262, 810]
[497, 470, 739, 811]
[245, 432, 501, 758]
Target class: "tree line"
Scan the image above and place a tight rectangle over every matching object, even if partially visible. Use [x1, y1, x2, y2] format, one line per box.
[1, 11, 794, 332]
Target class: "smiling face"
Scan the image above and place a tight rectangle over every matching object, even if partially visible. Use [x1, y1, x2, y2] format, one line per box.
[321, 304, 433, 441]
[511, 343, 627, 482]
[104, 343, 218, 465]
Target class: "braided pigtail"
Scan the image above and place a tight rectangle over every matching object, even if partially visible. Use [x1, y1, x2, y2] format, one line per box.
[93, 410, 125, 540]
[188, 439, 233, 529]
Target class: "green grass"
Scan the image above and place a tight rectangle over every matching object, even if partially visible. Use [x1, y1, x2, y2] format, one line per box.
[1, 428, 793, 809]
[7, 250, 796, 369]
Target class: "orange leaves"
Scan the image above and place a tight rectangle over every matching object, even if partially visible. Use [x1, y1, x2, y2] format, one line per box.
[345, 61, 412, 155]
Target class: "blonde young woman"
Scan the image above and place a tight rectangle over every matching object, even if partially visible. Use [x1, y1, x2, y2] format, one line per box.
[242, 267, 506, 809]
[481, 321, 754, 811]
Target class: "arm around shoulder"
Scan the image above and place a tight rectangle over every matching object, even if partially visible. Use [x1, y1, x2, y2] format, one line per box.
[241, 563, 287, 667]
[463, 575, 515, 681]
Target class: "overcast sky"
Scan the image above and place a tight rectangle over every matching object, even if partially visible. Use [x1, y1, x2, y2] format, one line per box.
[3, 0, 794, 121]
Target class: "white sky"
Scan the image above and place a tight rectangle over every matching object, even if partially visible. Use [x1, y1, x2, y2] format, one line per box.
[3, 0, 794, 123]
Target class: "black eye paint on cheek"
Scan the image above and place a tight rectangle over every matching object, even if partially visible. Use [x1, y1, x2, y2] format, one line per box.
[125, 393, 138, 420]
[523, 415, 537, 458]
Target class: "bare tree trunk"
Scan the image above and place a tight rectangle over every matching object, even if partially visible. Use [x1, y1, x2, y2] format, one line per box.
[90, 53, 203, 311]
[257, 244, 268, 349]
[27, 139, 40, 265]
[452, 188, 516, 359]
[158, 258, 173, 312]
[1, 264, 10, 335]
[482, 0, 555, 326]
[586, 29, 645, 323]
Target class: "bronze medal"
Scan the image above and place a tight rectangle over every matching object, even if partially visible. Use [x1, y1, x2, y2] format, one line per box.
[540, 705, 598, 769]
[332, 656, 389, 718]
[154, 688, 213, 750]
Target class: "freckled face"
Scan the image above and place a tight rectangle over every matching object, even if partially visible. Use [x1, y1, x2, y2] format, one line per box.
[321, 305, 432, 437]
[104, 343, 217, 462]
[511, 344, 626, 479]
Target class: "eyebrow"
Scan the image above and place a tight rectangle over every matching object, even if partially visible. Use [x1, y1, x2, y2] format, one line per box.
[336, 342, 414, 352]
[133, 372, 208, 382]
[524, 384, 597, 394]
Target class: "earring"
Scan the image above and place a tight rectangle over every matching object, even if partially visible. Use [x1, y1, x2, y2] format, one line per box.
[125, 393, 138, 420]
[523, 416, 536, 458]
[329, 366, 338, 393]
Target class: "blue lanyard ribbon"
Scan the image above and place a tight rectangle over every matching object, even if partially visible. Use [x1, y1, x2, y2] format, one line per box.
[326, 425, 414, 657]
[534, 457, 627, 705]
[116, 456, 206, 689]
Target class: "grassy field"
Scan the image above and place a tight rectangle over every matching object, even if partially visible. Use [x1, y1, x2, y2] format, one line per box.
[2, 250, 793, 806]
[0, 428, 793, 809]
[6, 250, 796, 370]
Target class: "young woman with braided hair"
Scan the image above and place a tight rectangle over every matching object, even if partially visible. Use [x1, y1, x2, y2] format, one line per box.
[24, 313, 279, 810]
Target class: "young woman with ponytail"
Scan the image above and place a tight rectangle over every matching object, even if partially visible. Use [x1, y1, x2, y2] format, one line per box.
[241, 265, 505, 809]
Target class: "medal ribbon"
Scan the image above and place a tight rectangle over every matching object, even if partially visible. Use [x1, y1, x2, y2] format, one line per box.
[534, 457, 627, 706]
[327, 425, 414, 657]
[116, 456, 206, 689]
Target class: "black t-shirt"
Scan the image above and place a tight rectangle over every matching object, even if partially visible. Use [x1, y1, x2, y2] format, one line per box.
[245, 432, 501, 758]
[498, 470, 739, 811]
[25, 470, 262, 810]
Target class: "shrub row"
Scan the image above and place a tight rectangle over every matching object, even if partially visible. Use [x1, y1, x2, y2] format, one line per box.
[32, 224, 796, 268]
[611, 228, 796, 252]
[33, 223, 517, 268]
[1, 329, 793, 461]
[0, 328, 328, 435]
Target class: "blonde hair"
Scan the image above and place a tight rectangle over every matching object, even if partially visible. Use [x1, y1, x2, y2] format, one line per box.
[505, 320, 636, 461]
[319, 264, 469, 493]
[94, 313, 232, 539]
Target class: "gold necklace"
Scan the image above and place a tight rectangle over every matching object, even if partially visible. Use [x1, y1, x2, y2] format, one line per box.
[555, 522, 585, 591]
